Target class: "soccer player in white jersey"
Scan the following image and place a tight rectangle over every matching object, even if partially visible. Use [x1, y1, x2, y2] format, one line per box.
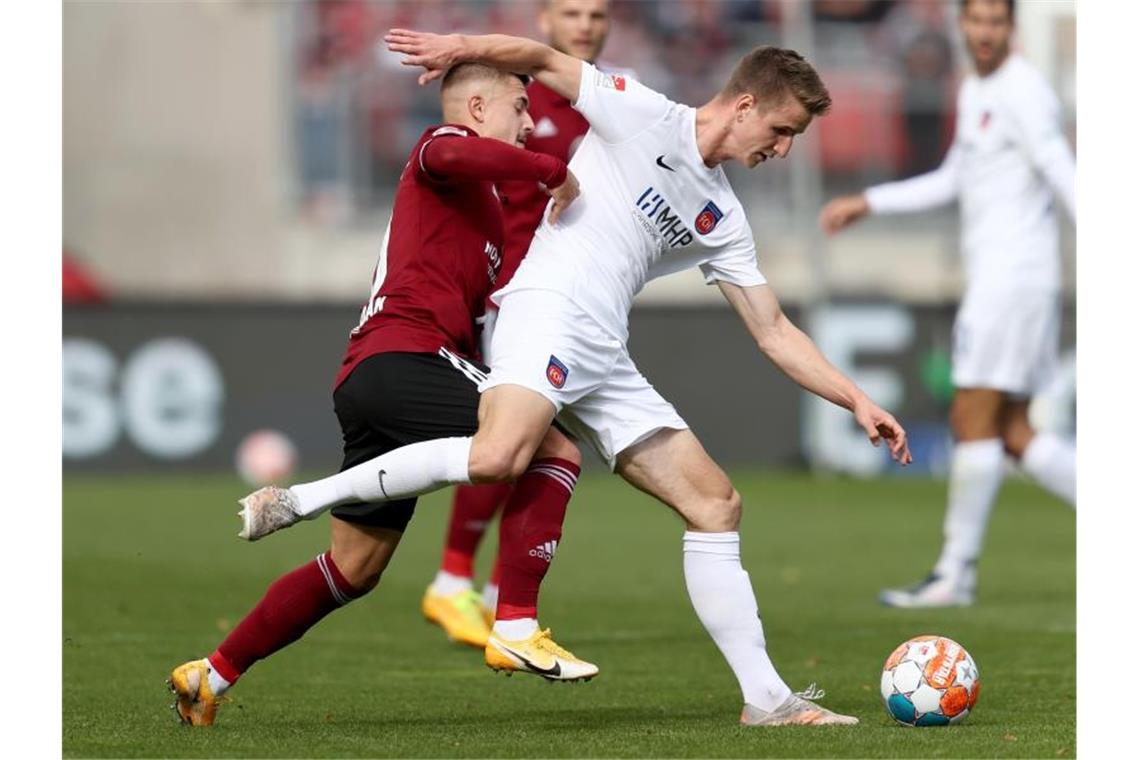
[243, 31, 912, 725]
[819, 0, 1075, 608]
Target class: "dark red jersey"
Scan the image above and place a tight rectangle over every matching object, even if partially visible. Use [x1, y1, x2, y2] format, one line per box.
[336, 123, 566, 389]
[495, 80, 591, 301]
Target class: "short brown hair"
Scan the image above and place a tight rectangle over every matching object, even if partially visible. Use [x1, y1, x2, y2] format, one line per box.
[441, 63, 528, 93]
[721, 47, 831, 116]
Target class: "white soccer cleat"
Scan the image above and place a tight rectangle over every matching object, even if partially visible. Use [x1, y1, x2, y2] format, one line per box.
[879, 569, 976, 609]
[237, 486, 302, 541]
[741, 685, 858, 726]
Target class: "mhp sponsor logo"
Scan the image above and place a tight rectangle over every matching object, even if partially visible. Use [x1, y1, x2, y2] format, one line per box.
[635, 187, 695, 249]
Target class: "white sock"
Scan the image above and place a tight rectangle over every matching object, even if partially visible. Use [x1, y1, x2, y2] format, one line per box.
[1020, 432, 1076, 507]
[289, 437, 473, 518]
[431, 570, 473, 596]
[934, 439, 1005, 578]
[493, 617, 538, 640]
[481, 581, 499, 611]
[682, 531, 792, 711]
[204, 659, 231, 696]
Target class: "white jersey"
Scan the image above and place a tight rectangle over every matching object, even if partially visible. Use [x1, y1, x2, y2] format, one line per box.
[494, 61, 766, 342]
[865, 54, 1075, 295]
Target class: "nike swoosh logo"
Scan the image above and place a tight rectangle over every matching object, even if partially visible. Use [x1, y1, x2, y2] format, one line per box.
[498, 643, 561, 677]
[377, 469, 388, 498]
[655, 155, 675, 172]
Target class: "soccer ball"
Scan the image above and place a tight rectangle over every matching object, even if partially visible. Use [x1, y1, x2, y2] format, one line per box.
[235, 429, 298, 486]
[880, 635, 980, 727]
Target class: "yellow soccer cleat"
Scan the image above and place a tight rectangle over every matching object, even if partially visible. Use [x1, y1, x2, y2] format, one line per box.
[167, 659, 220, 727]
[422, 587, 492, 648]
[485, 628, 599, 682]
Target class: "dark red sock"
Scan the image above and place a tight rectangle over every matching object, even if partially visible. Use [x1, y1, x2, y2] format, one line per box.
[497, 458, 579, 620]
[441, 483, 512, 577]
[209, 551, 362, 683]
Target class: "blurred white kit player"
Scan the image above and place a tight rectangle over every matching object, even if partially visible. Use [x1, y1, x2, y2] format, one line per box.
[247, 30, 914, 725]
[820, 0, 1075, 608]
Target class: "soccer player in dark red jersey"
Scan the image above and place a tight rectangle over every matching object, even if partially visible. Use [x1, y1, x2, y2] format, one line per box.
[168, 62, 593, 727]
[423, 0, 619, 651]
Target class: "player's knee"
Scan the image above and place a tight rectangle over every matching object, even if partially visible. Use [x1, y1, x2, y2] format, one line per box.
[1000, 423, 1034, 459]
[468, 441, 522, 483]
[689, 489, 742, 532]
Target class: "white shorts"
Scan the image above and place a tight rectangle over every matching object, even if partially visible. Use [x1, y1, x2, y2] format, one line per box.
[952, 289, 1061, 395]
[480, 289, 688, 469]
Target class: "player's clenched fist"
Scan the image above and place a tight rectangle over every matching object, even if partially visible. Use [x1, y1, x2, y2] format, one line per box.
[819, 193, 870, 236]
[545, 169, 580, 225]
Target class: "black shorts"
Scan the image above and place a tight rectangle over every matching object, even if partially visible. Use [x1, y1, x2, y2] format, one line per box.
[330, 349, 487, 532]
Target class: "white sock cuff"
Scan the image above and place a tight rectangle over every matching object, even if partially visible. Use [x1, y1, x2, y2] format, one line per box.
[683, 531, 740, 556]
[445, 437, 474, 485]
[953, 438, 1004, 464]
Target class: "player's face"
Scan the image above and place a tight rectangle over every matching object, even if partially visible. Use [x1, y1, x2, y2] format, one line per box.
[960, 0, 1013, 75]
[736, 95, 812, 169]
[540, 0, 611, 63]
[479, 78, 535, 148]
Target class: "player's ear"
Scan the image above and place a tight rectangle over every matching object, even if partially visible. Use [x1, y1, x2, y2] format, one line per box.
[734, 93, 755, 123]
[468, 94, 486, 124]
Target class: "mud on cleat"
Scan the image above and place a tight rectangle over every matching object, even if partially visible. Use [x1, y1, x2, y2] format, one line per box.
[484, 628, 598, 682]
[741, 684, 859, 726]
[237, 486, 302, 541]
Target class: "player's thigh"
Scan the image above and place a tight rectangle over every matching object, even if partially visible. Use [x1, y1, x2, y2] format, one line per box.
[470, 383, 558, 481]
[615, 428, 740, 533]
[949, 387, 1005, 440]
[329, 516, 405, 593]
[331, 351, 485, 531]
[475, 289, 617, 479]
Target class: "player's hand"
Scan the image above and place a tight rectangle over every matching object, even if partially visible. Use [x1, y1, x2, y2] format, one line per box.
[819, 194, 871, 236]
[545, 169, 580, 225]
[853, 397, 912, 466]
[385, 28, 466, 86]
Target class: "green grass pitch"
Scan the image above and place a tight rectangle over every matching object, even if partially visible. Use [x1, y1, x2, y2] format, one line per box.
[63, 471, 1074, 758]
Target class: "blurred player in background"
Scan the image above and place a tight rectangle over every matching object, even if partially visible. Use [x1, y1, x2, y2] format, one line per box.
[250, 29, 913, 725]
[168, 62, 588, 726]
[819, 0, 1075, 608]
[422, 0, 622, 653]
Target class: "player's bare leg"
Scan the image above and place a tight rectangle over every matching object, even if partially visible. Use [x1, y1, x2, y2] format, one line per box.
[881, 387, 1006, 608]
[1001, 399, 1076, 505]
[616, 428, 856, 725]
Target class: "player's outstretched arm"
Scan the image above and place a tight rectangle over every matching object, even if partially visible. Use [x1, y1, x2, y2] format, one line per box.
[718, 281, 912, 465]
[385, 29, 582, 102]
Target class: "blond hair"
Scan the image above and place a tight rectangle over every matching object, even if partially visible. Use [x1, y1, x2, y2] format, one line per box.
[721, 47, 831, 116]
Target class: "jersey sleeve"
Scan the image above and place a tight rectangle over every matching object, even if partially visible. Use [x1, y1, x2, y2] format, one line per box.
[572, 61, 672, 143]
[1006, 74, 1076, 220]
[865, 143, 962, 213]
[699, 219, 767, 288]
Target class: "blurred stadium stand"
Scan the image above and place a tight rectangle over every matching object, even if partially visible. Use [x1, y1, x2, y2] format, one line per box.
[63, 0, 1075, 304]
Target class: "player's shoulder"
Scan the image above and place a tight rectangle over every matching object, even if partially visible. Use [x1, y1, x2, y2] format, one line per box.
[424, 123, 477, 140]
[1000, 55, 1057, 103]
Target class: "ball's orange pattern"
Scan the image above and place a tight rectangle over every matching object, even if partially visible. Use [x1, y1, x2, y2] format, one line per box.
[940, 685, 969, 717]
[967, 681, 981, 709]
[884, 641, 909, 670]
[923, 638, 966, 689]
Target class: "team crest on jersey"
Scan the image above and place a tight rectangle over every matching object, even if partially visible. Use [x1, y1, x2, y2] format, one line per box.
[695, 200, 724, 235]
[546, 355, 569, 389]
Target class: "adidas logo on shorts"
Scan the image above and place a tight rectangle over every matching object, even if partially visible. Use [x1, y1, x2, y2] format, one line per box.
[528, 540, 559, 562]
